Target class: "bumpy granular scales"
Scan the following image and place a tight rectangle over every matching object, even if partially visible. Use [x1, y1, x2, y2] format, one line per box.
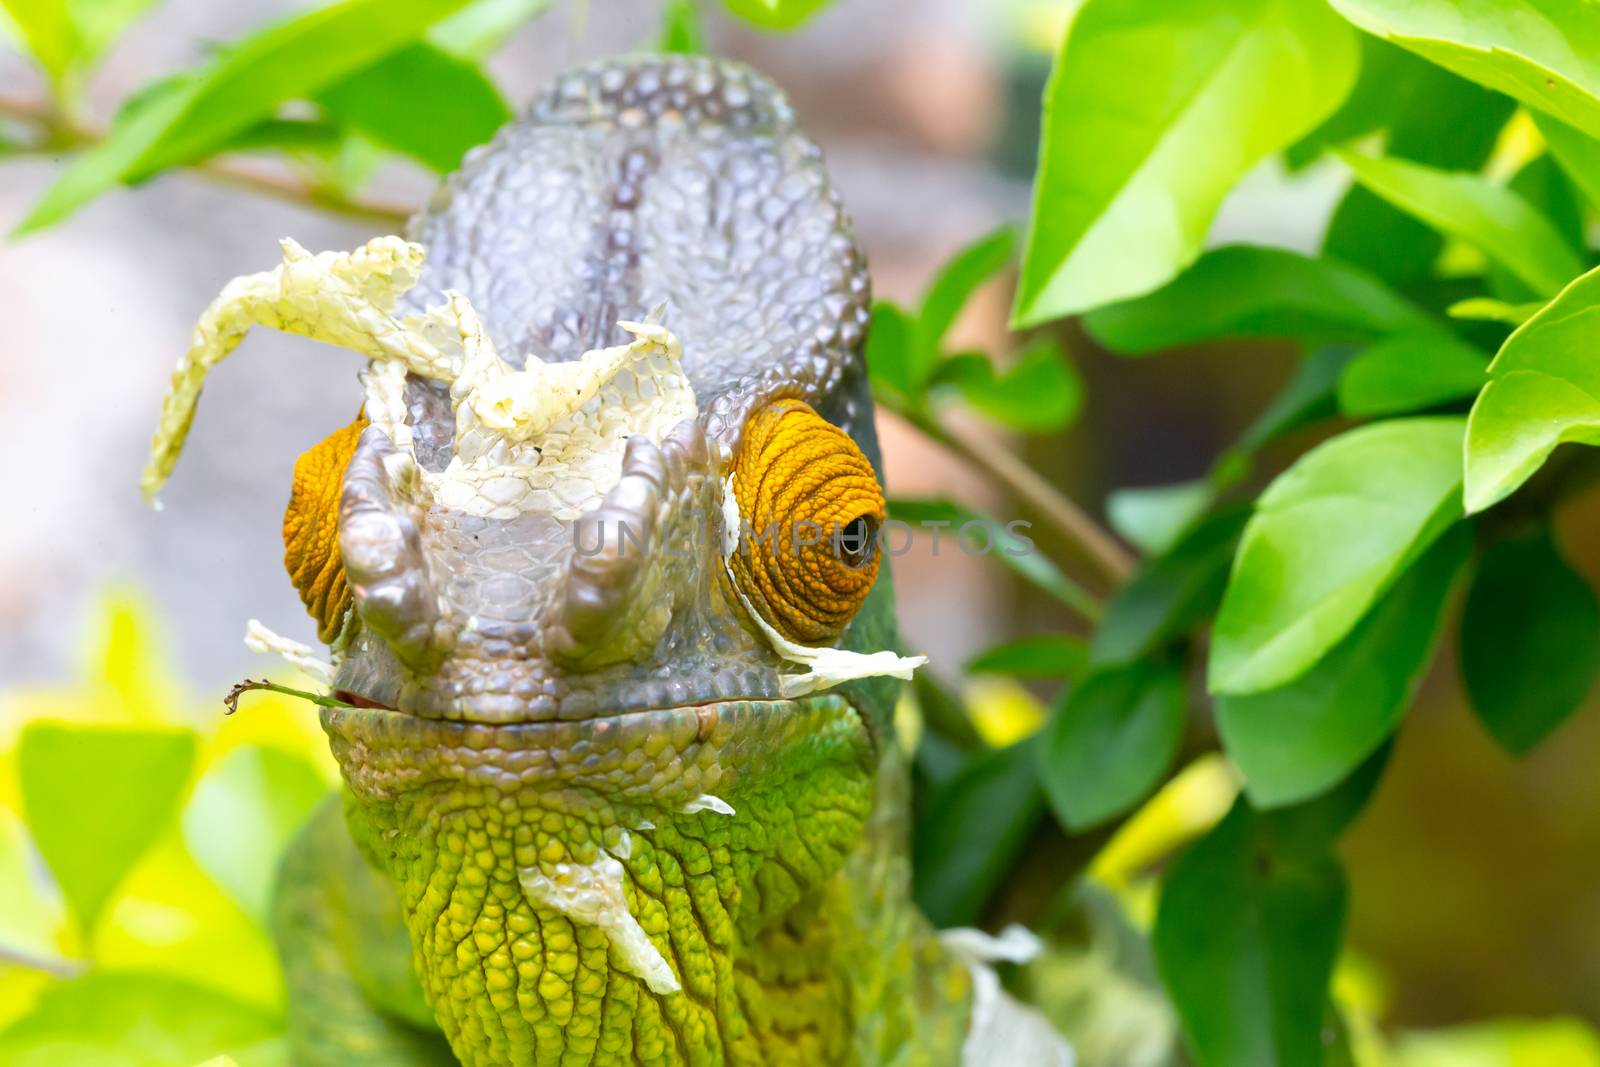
[729, 399, 885, 644]
[283, 413, 367, 642]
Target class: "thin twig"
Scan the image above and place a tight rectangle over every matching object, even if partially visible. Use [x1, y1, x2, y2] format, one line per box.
[0, 93, 413, 226]
[224, 678, 357, 715]
[910, 412, 1136, 584]
[190, 159, 411, 225]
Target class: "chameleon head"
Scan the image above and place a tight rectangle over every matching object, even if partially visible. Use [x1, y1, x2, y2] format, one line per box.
[140, 58, 944, 1065]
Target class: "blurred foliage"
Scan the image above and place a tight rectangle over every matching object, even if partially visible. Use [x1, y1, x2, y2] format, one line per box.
[0, 591, 338, 1063]
[9, 0, 1600, 1063]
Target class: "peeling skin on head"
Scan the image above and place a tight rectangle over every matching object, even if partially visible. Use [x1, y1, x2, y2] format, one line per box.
[719, 479, 927, 696]
[518, 855, 681, 995]
[142, 236, 696, 523]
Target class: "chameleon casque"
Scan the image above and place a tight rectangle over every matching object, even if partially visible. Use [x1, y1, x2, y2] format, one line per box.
[143, 54, 1071, 1067]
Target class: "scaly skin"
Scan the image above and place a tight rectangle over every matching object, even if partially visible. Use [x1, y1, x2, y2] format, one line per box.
[151, 54, 1071, 1066]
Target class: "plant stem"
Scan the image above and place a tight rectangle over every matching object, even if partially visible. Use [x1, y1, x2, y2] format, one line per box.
[224, 678, 358, 715]
[908, 411, 1136, 584]
[0, 94, 412, 227]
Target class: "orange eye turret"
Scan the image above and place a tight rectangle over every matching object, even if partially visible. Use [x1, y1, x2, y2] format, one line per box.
[727, 399, 885, 645]
[283, 413, 367, 643]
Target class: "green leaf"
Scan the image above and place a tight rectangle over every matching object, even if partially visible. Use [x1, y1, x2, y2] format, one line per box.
[1286, 35, 1430, 169]
[220, 117, 343, 155]
[920, 226, 1017, 353]
[660, 0, 704, 53]
[888, 497, 1101, 620]
[1217, 525, 1468, 807]
[1460, 529, 1600, 754]
[1011, 0, 1358, 326]
[1534, 111, 1600, 212]
[1448, 297, 1544, 326]
[317, 44, 509, 172]
[17, 723, 196, 936]
[1082, 246, 1436, 354]
[935, 341, 1083, 433]
[965, 635, 1088, 679]
[1038, 662, 1187, 831]
[2, 0, 163, 85]
[1209, 416, 1466, 695]
[1107, 482, 1214, 558]
[14, 73, 196, 235]
[427, 0, 549, 57]
[1260, 743, 1391, 856]
[1327, 0, 1600, 140]
[1, 0, 74, 80]
[1153, 797, 1346, 1067]
[722, 0, 830, 31]
[1235, 345, 1360, 453]
[1338, 150, 1585, 297]
[138, 0, 478, 175]
[0, 972, 282, 1067]
[1320, 57, 1513, 286]
[1336, 331, 1488, 417]
[15, 0, 475, 233]
[1464, 265, 1600, 512]
[865, 301, 922, 404]
[67, 0, 164, 69]
[1092, 508, 1251, 668]
[913, 739, 1044, 928]
[181, 745, 329, 923]
[1508, 153, 1586, 255]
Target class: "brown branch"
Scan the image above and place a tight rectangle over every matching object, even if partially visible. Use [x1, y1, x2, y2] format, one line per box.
[0, 93, 412, 227]
[909, 411, 1136, 584]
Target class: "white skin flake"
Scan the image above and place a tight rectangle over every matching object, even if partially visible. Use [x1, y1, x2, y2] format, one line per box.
[518, 856, 680, 995]
[243, 619, 334, 685]
[682, 794, 735, 816]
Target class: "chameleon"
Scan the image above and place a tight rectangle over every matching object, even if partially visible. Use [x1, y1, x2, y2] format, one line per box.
[143, 54, 1072, 1067]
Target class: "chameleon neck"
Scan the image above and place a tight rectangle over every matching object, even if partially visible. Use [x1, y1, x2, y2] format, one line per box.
[325, 698, 970, 1066]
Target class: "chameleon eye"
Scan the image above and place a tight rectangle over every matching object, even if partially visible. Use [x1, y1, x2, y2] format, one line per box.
[728, 399, 885, 645]
[283, 413, 367, 643]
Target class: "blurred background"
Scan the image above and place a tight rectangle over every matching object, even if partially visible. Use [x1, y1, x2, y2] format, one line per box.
[3, 0, 1600, 1051]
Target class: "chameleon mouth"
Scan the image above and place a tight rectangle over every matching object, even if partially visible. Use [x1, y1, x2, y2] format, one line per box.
[317, 694, 875, 818]
[332, 688, 397, 711]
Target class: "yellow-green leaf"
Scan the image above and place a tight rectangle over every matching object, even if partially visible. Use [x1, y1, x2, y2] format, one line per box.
[1464, 265, 1600, 513]
[722, 0, 830, 30]
[15, 0, 476, 233]
[1209, 417, 1465, 695]
[316, 43, 509, 173]
[1338, 150, 1585, 297]
[1328, 0, 1600, 140]
[17, 723, 196, 936]
[1013, 0, 1358, 326]
[1336, 331, 1488, 417]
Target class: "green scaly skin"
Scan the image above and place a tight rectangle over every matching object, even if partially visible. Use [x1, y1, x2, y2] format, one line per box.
[274, 580, 973, 1065]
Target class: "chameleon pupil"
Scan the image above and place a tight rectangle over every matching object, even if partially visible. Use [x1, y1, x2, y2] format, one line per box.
[837, 515, 877, 569]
